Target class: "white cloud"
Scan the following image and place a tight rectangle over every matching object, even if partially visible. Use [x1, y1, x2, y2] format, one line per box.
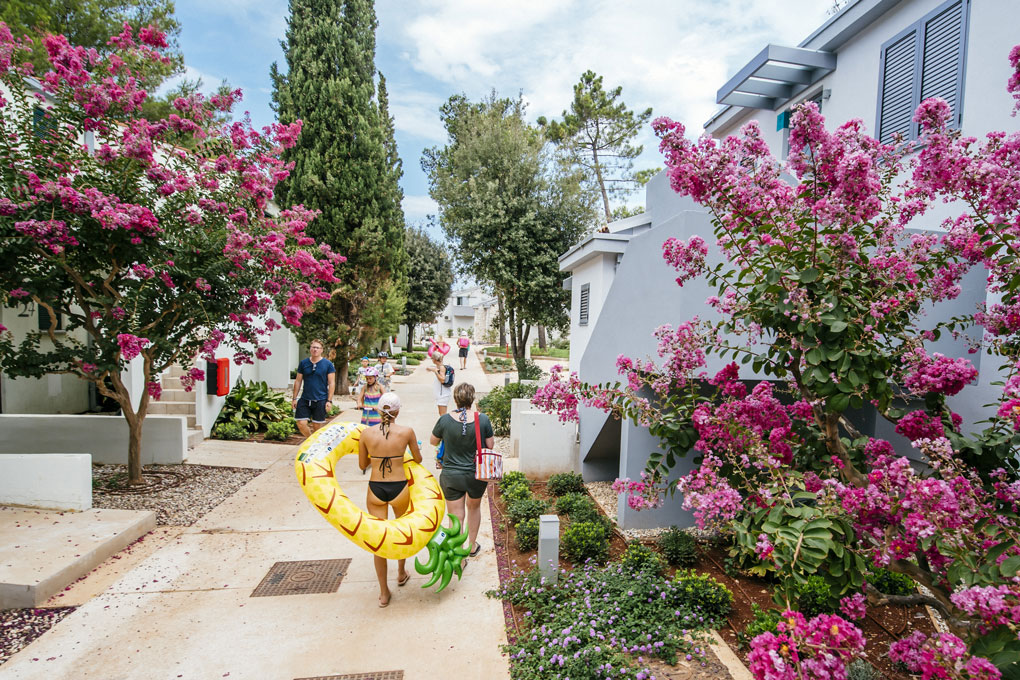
[402, 194, 439, 223]
[388, 89, 448, 142]
[156, 64, 226, 97]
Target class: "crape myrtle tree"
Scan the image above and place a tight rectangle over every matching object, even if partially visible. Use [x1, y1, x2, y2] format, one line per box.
[538, 70, 655, 222]
[271, 0, 405, 391]
[0, 24, 341, 485]
[401, 225, 453, 352]
[424, 93, 594, 368]
[533, 47, 1020, 678]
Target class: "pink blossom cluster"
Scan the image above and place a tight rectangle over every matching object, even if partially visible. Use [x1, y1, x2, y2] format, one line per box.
[894, 409, 945, 441]
[116, 333, 148, 360]
[662, 235, 708, 286]
[837, 593, 866, 621]
[531, 364, 582, 423]
[949, 585, 1020, 633]
[889, 631, 1001, 680]
[1010, 45, 1020, 115]
[691, 381, 798, 467]
[901, 348, 978, 397]
[676, 456, 742, 531]
[748, 611, 865, 680]
[754, 533, 774, 560]
[178, 366, 206, 392]
[611, 473, 664, 511]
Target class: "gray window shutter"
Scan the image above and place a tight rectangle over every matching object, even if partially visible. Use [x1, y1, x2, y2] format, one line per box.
[879, 30, 918, 143]
[920, 0, 965, 129]
[579, 284, 590, 326]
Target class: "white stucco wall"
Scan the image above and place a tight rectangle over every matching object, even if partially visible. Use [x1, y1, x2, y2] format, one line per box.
[0, 454, 92, 511]
[567, 253, 619, 373]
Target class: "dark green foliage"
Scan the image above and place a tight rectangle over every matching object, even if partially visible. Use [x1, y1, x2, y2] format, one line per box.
[271, 0, 405, 385]
[738, 604, 781, 647]
[515, 518, 539, 552]
[537, 70, 653, 221]
[502, 483, 533, 503]
[265, 419, 297, 441]
[506, 497, 548, 526]
[658, 527, 699, 567]
[515, 358, 543, 380]
[868, 567, 916, 596]
[795, 575, 838, 618]
[673, 570, 733, 623]
[568, 502, 613, 538]
[555, 491, 593, 517]
[547, 472, 585, 496]
[213, 422, 247, 441]
[215, 380, 291, 432]
[402, 227, 454, 350]
[619, 541, 664, 575]
[478, 381, 539, 436]
[562, 520, 610, 563]
[499, 471, 530, 494]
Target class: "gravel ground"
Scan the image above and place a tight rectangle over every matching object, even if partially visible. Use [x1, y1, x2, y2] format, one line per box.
[586, 481, 720, 541]
[0, 607, 76, 666]
[92, 464, 261, 526]
[493, 435, 514, 458]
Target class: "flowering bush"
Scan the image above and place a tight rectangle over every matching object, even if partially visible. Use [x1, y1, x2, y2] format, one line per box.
[531, 43, 1020, 680]
[0, 23, 340, 482]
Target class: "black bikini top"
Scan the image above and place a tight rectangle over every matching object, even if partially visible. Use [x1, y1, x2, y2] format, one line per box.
[371, 454, 403, 477]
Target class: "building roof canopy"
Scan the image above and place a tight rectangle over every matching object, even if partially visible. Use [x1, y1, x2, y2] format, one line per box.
[716, 44, 836, 111]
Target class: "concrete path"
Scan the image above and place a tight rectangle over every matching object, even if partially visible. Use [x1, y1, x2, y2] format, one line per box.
[3, 350, 510, 680]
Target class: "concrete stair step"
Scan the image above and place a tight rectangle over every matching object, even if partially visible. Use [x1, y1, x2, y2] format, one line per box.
[159, 388, 194, 402]
[166, 364, 190, 377]
[161, 376, 184, 389]
[187, 428, 204, 449]
[146, 401, 196, 416]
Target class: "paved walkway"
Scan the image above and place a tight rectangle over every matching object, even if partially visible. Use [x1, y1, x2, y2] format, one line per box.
[2, 350, 510, 680]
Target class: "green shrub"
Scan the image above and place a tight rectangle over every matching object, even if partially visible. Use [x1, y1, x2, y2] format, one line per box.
[515, 518, 539, 552]
[551, 337, 570, 351]
[555, 491, 594, 517]
[265, 419, 296, 441]
[324, 402, 341, 417]
[213, 421, 248, 440]
[868, 567, 916, 596]
[404, 357, 421, 366]
[215, 380, 291, 432]
[547, 472, 585, 496]
[502, 483, 533, 503]
[847, 660, 883, 680]
[673, 569, 733, 622]
[562, 520, 610, 563]
[569, 503, 614, 539]
[516, 358, 543, 380]
[738, 604, 781, 647]
[412, 345, 427, 353]
[499, 471, 530, 493]
[658, 527, 699, 567]
[506, 497, 548, 526]
[796, 575, 838, 618]
[478, 382, 539, 436]
[619, 541, 664, 575]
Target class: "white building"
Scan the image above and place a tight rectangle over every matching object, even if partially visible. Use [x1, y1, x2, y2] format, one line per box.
[435, 286, 489, 338]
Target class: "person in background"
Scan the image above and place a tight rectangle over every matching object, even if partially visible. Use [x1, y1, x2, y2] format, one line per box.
[358, 367, 384, 429]
[359, 392, 422, 607]
[430, 383, 492, 558]
[456, 331, 470, 370]
[426, 351, 454, 415]
[376, 352, 395, 391]
[291, 339, 336, 438]
[354, 356, 371, 395]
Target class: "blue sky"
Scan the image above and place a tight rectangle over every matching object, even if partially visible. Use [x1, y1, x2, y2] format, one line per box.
[171, 0, 836, 228]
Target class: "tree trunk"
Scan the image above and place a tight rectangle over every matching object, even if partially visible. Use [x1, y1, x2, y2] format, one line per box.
[592, 147, 612, 221]
[336, 354, 350, 395]
[405, 323, 415, 352]
[507, 305, 521, 359]
[497, 295, 506, 348]
[126, 409, 145, 485]
[537, 325, 547, 349]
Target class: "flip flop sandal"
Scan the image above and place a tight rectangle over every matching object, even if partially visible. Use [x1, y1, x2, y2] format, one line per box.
[397, 573, 411, 587]
[469, 542, 481, 557]
[379, 597, 390, 608]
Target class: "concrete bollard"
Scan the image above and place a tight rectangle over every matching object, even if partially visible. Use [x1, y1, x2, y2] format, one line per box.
[538, 514, 560, 583]
[401, 356, 407, 375]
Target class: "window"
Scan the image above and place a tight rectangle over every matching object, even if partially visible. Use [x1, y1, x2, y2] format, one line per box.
[877, 0, 969, 143]
[38, 305, 64, 332]
[33, 107, 58, 140]
[579, 284, 590, 326]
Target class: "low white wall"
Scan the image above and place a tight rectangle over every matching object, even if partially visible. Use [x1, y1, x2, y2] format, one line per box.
[509, 398, 533, 457]
[0, 414, 186, 464]
[518, 410, 579, 479]
[0, 454, 92, 511]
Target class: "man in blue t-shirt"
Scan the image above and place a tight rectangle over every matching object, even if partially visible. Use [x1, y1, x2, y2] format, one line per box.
[291, 339, 336, 437]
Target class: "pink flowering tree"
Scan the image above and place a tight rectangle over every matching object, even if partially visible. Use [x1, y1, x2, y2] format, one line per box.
[0, 23, 342, 484]
[533, 47, 1020, 677]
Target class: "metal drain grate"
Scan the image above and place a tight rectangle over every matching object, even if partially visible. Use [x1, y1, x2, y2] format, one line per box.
[250, 559, 351, 597]
[295, 673, 404, 680]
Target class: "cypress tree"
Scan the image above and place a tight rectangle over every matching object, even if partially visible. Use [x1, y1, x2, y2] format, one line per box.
[270, 0, 404, 390]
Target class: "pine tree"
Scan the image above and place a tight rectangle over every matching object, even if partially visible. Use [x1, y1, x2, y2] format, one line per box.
[270, 0, 405, 391]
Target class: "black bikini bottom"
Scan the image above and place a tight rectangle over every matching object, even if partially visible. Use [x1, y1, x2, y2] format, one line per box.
[369, 480, 408, 503]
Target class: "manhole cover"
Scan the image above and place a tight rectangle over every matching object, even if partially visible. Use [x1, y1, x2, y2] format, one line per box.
[295, 673, 403, 680]
[250, 559, 351, 597]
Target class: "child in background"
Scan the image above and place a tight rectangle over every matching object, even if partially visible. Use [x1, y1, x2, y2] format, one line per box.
[355, 356, 371, 394]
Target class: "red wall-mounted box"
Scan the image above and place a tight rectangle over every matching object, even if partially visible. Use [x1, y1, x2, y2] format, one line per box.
[206, 357, 230, 396]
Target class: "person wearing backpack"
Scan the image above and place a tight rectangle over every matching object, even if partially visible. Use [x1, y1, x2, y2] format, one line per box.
[426, 351, 454, 415]
[456, 331, 470, 370]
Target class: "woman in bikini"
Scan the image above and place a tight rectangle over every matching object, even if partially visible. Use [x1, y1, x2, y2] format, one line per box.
[358, 392, 422, 607]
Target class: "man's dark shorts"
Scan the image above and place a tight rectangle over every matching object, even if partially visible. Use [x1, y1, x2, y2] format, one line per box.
[458, 347, 469, 358]
[295, 398, 327, 423]
[440, 469, 488, 500]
